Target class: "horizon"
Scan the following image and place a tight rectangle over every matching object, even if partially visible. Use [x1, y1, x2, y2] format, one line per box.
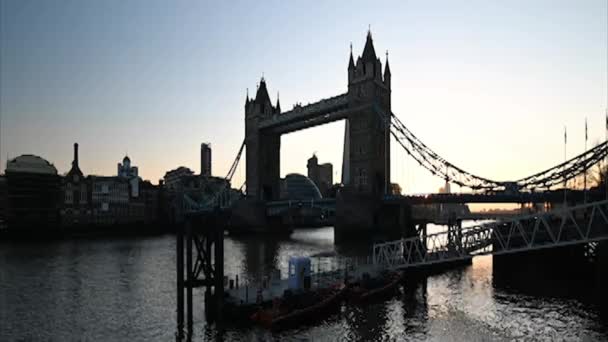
[1, 1, 607, 193]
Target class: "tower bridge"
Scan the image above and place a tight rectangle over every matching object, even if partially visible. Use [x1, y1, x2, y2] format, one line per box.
[245, 30, 391, 203]
[184, 30, 608, 243]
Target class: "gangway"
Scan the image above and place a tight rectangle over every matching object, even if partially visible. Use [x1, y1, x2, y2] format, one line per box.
[373, 200, 608, 270]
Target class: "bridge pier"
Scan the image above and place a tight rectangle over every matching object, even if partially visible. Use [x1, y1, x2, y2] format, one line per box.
[492, 244, 591, 296]
[176, 213, 225, 340]
[595, 241, 608, 321]
[335, 190, 415, 244]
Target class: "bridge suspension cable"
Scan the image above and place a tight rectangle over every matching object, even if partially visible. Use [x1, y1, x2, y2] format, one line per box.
[380, 105, 608, 192]
[225, 139, 245, 182]
[381, 106, 504, 191]
[514, 141, 608, 191]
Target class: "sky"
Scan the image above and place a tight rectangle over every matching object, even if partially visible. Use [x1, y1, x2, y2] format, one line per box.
[1, 0, 607, 194]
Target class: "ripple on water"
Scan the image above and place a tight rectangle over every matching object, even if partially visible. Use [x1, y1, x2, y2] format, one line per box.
[1, 231, 607, 341]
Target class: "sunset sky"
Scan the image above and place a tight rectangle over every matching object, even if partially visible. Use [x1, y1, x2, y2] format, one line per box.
[1, 0, 607, 194]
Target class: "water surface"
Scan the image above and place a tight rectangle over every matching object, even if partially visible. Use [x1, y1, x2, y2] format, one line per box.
[1, 227, 606, 341]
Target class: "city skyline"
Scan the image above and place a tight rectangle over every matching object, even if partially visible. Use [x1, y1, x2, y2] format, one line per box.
[1, 1, 607, 193]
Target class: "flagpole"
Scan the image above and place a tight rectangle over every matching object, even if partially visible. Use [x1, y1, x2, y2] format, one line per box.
[564, 126, 567, 205]
[584, 118, 587, 204]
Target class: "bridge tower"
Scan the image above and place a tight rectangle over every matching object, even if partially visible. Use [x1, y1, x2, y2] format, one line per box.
[245, 78, 281, 201]
[336, 31, 397, 243]
[344, 30, 391, 195]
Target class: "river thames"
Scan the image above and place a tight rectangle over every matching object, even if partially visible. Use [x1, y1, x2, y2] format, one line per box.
[1, 227, 607, 341]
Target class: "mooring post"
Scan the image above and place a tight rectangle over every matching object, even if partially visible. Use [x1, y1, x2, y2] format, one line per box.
[215, 225, 224, 324]
[186, 221, 193, 335]
[205, 230, 213, 323]
[176, 223, 184, 340]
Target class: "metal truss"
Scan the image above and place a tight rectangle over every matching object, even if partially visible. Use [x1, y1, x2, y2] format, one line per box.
[258, 93, 349, 132]
[266, 198, 337, 216]
[183, 189, 241, 214]
[373, 199, 608, 270]
[176, 219, 224, 337]
[383, 106, 608, 192]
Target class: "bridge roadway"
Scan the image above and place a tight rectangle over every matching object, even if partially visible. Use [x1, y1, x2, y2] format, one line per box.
[388, 189, 591, 205]
[267, 190, 593, 209]
[264, 190, 595, 217]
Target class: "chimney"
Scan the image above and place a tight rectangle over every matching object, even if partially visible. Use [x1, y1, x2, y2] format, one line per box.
[73, 143, 79, 167]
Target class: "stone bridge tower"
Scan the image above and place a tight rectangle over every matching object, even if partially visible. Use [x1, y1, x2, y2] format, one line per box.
[344, 30, 391, 195]
[245, 78, 281, 201]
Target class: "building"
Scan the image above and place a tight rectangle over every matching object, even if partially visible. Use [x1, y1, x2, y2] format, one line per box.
[162, 167, 230, 224]
[5, 155, 61, 231]
[201, 143, 212, 177]
[307, 154, 333, 197]
[90, 176, 132, 225]
[140, 180, 161, 225]
[280, 173, 322, 200]
[60, 143, 91, 226]
[164, 166, 195, 191]
[390, 183, 402, 195]
[117, 155, 138, 178]
[0, 175, 7, 230]
[117, 155, 142, 200]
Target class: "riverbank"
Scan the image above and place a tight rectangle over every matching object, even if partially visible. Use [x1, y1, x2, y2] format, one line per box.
[0, 222, 172, 241]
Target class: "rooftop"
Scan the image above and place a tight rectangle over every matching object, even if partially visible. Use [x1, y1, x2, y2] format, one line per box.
[6, 155, 58, 175]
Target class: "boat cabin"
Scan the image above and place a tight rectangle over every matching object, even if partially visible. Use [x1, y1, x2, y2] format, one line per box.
[288, 256, 311, 290]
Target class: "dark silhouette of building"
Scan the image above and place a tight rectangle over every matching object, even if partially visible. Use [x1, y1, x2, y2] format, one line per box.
[90, 176, 132, 225]
[61, 143, 91, 227]
[201, 143, 212, 177]
[140, 180, 161, 225]
[5, 155, 61, 231]
[390, 183, 402, 195]
[280, 173, 322, 200]
[164, 167, 195, 191]
[307, 154, 333, 197]
[0, 175, 7, 229]
[117, 155, 138, 178]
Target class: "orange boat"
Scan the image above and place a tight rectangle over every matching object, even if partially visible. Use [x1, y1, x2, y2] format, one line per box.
[250, 283, 346, 330]
[348, 271, 403, 303]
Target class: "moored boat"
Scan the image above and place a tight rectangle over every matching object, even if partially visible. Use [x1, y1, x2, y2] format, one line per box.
[250, 283, 346, 330]
[348, 271, 403, 303]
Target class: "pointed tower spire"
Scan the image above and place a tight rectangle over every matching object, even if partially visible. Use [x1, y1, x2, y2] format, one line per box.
[384, 50, 391, 75]
[276, 91, 281, 113]
[348, 42, 355, 69]
[384, 50, 391, 88]
[361, 28, 377, 62]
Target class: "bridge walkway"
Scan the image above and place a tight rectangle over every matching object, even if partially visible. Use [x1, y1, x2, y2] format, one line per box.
[373, 199, 608, 270]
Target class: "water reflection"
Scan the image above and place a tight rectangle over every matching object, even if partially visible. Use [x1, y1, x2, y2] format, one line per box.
[1, 228, 607, 341]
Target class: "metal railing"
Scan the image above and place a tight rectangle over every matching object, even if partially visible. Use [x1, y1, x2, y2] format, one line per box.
[373, 199, 608, 269]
